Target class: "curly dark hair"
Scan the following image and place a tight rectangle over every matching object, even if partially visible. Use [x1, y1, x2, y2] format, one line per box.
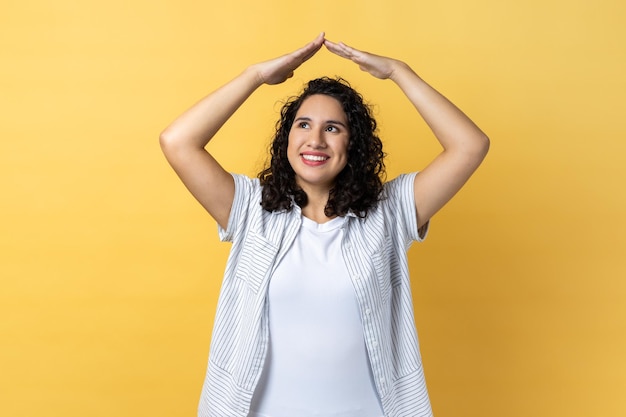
[258, 77, 386, 218]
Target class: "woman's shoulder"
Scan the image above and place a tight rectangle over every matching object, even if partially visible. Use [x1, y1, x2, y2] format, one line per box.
[231, 172, 261, 186]
[381, 172, 418, 199]
[229, 173, 263, 199]
[359, 172, 423, 242]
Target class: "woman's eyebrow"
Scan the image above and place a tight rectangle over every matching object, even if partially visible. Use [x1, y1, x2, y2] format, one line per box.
[326, 119, 347, 128]
[294, 116, 347, 128]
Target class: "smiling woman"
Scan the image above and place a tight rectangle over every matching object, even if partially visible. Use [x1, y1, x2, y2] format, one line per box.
[159, 33, 489, 417]
[289, 95, 349, 188]
[285, 94, 351, 217]
[261, 77, 384, 223]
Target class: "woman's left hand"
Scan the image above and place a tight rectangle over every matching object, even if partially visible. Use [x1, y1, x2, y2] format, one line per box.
[324, 39, 402, 80]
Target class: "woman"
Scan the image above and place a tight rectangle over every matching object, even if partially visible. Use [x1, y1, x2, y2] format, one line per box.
[160, 33, 489, 417]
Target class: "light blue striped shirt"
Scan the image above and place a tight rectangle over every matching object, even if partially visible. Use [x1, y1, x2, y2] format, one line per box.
[198, 172, 433, 417]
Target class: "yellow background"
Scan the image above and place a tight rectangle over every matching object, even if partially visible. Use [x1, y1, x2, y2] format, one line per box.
[2, 0, 625, 416]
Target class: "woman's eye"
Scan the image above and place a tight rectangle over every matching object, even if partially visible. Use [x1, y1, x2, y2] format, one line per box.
[298, 122, 309, 128]
[326, 125, 338, 132]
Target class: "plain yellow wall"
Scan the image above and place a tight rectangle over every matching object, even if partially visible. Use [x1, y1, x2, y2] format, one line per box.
[1, 0, 625, 416]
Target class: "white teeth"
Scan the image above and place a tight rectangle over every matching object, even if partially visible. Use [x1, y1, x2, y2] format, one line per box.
[302, 154, 328, 162]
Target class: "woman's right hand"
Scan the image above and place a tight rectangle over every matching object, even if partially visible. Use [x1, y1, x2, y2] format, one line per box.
[252, 33, 325, 85]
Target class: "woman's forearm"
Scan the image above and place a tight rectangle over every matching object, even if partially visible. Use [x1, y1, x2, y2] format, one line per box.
[390, 62, 490, 156]
[160, 66, 264, 150]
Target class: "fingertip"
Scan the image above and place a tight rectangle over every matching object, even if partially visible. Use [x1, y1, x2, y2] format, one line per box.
[313, 32, 325, 44]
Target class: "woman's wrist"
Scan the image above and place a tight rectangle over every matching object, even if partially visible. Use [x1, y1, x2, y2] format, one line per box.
[242, 64, 267, 89]
[388, 60, 417, 83]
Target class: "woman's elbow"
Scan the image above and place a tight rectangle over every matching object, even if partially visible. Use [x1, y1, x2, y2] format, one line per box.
[478, 133, 490, 157]
[159, 127, 175, 150]
[464, 133, 490, 166]
[159, 127, 187, 156]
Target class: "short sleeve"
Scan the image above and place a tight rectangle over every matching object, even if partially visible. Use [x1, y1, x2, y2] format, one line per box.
[383, 172, 429, 243]
[217, 174, 261, 243]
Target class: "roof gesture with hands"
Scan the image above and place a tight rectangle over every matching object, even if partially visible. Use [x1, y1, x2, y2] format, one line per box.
[160, 33, 489, 230]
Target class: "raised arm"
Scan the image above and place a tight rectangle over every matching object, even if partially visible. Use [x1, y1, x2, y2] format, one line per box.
[160, 34, 325, 229]
[324, 40, 490, 229]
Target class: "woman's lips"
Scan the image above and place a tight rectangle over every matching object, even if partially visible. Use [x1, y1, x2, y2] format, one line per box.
[301, 153, 329, 166]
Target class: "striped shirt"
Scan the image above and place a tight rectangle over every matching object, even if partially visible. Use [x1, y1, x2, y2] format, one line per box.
[198, 172, 433, 417]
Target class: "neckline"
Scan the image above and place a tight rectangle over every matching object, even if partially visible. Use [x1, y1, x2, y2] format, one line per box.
[300, 215, 347, 232]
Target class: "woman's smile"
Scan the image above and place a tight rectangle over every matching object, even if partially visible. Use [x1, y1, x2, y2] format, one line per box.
[300, 151, 330, 165]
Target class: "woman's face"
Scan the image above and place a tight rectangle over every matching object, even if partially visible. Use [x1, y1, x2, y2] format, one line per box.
[287, 94, 350, 193]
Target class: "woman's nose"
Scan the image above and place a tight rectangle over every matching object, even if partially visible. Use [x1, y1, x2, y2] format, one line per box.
[307, 128, 327, 148]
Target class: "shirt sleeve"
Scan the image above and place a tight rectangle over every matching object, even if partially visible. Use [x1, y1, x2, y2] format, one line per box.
[217, 173, 261, 243]
[384, 172, 429, 243]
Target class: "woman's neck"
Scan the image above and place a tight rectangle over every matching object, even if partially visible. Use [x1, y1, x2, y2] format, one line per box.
[301, 204, 336, 224]
[299, 186, 335, 224]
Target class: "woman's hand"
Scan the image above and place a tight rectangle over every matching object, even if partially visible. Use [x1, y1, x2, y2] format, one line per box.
[324, 39, 403, 80]
[252, 33, 325, 85]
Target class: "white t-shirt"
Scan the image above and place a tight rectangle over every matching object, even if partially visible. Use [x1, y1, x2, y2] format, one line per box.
[248, 215, 384, 417]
